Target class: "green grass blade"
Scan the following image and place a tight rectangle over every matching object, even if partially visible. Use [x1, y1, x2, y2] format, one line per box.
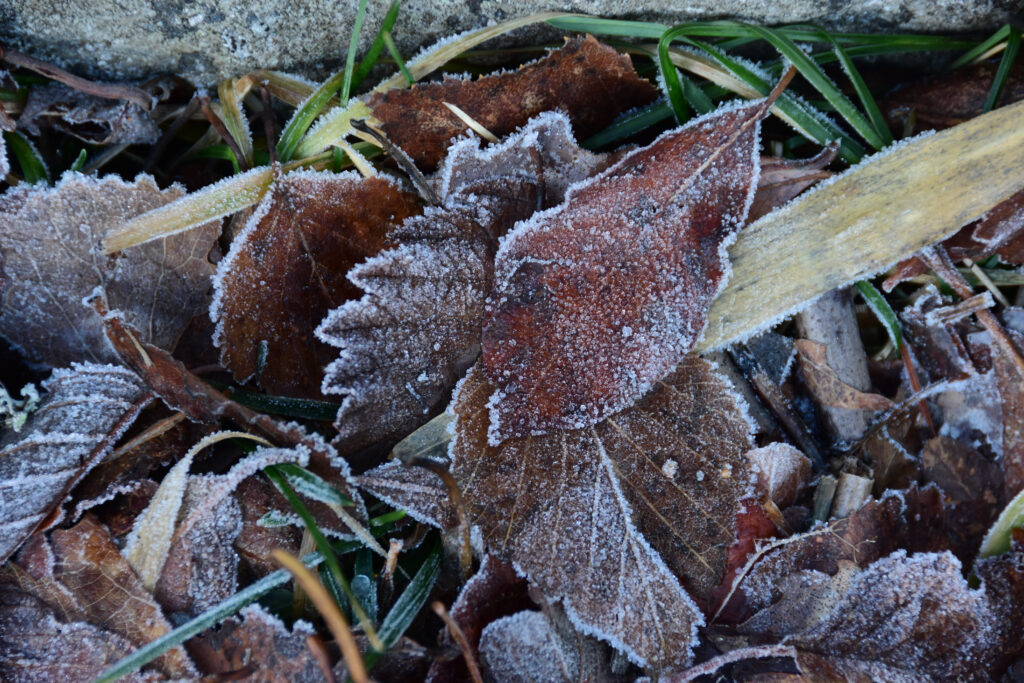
[4, 131, 49, 183]
[952, 24, 1011, 68]
[277, 70, 349, 162]
[983, 27, 1021, 112]
[362, 539, 441, 671]
[582, 100, 674, 149]
[340, 0, 370, 104]
[264, 466, 381, 648]
[979, 485, 1024, 557]
[217, 80, 253, 167]
[94, 552, 325, 682]
[272, 463, 355, 507]
[189, 143, 241, 173]
[855, 280, 901, 348]
[69, 148, 88, 173]
[658, 31, 690, 123]
[546, 15, 668, 38]
[204, 381, 339, 420]
[828, 36, 893, 147]
[350, 0, 402, 91]
[383, 31, 415, 85]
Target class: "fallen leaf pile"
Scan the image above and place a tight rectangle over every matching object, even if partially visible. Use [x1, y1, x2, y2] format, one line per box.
[1, 23, 1024, 683]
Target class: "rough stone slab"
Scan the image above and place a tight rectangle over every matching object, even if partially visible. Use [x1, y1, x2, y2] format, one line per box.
[1, 1, 1021, 86]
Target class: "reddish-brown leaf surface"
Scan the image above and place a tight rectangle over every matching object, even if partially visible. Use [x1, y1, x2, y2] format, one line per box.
[451, 355, 754, 670]
[747, 146, 836, 221]
[0, 363, 149, 563]
[212, 170, 421, 398]
[0, 173, 218, 367]
[481, 96, 773, 443]
[366, 35, 657, 170]
[317, 112, 614, 452]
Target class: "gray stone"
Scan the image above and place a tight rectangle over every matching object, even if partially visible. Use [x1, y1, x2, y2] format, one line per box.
[1, 1, 1022, 86]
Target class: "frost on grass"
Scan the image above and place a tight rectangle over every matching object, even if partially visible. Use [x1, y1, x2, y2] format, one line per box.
[479, 605, 619, 683]
[211, 171, 420, 398]
[0, 363, 148, 564]
[482, 97, 771, 444]
[366, 35, 657, 170]
[0, 172, 218, 367]
[317, 114, 611, 453]
[450, 356, 755, 671]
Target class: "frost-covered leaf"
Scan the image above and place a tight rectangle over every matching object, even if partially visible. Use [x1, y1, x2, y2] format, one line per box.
[211, 171, 420, 398]
[49, 515, 197, 678]
[0, 582, 160, 682]
[318, 112, 612, 452]
[451, 356, 755, 671]
[188, 604, 323, 681]
[482, 96, 774, 443]
[18, 82, 160, 145]
[479, 605, 622, 683]
[748, 146, 836, 221]
[356, 459, 455, 530]
[427, 554, 531, 683]
[0, 172, 218, 366]
[742, 551, 1006, 681]
[0, 362, 148, 563]
[233, 476, 302, 577]
[366, 35, 657, 170]
[795, 338, 894, 411]
[746, 442, 812, 509]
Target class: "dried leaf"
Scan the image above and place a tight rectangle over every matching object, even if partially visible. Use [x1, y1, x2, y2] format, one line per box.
[318, 112, 611, 452]
[355, 459, 456, 530]
[367, 35, 657, 170]
[188, 604, 323, 681]
[482, 97, 772, 443]
[746, 442, 813, 509]
[233, 476, 301, 577]
[451, 355, 755, 670]
[479, 606, 622, 683]
[990, 327, 1024, 497]
[0, 582, 160, 682]
[18, 82, 160, 145]
[50, 515, 197, 677]
[748, 146, 836, 221]
[427, 555, 531, 683]
[211, 170, 421, 398]
[744, 551, 1004, 681]
[795, 339, 894, 411]
[0, 173, 218, 366]
[0, 362, 148, 563]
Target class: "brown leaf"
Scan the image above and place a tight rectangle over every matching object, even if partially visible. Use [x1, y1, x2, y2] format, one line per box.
[211, 171, 421, 398]
[18, 82, 160, 145]
[427, 555, 531, 683]
[50, 515, 197, 678]
[355, 459, 456, 530]
[0, 582, 161, 682]
[991, 327, 1024, 497]
[748, 146, 836, 222]
[478, 605, 624, 683]
[481, 95, 775, 443]
[188, 603, 324, 680]
[317, 112, 612, 452]
[367, 35, 657, 170]
[746, 443, 813, 509]
[0, 362, 149, 563]
[451, 355, 755, 670]
[744, 551, 1005, 681]
[233, 476, 301, 577]
[0, 173, 218, 367]
[794, 339, 894, 411]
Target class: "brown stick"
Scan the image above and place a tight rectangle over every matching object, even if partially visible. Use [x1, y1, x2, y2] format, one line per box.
[432, 601, 484, 683]
[0, 46, 153, 110]
[199, 95, 249, 172]
[259, 85, 278, 166]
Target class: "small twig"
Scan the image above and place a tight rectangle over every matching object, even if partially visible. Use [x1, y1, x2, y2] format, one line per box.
[0, 46, 153, 110]
[432, 601, 484, 683]
[143, 97, 200, 173]
[305, 634, 338, 683]
[259, 85, 278, 166]
[352, 118, 440, 205]
[199, 95, 249, 172]
[899, 340, 937, 435]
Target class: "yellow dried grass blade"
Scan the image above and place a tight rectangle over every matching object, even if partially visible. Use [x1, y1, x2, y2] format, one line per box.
[218, 78, 254, 167]
[698, 98, 1024, 351]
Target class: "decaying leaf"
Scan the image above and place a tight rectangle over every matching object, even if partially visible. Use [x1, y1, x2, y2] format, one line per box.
[451, 355, 755, 670]
[479, 605, 622, 683]
[0, 362, 148, 563]
[795, 338, 894, 411]
[482, 95, 775, 443]
[0, 172, 218, 367]
[746, 442, 813, 509]
[187, 603, 323, 681]
[427, 554, 531, 683]
[989, 327, 1024, 498]
[233, 476, 302, 577]
[742, 551, 1005, 681]
[18, 82, 161, 145]
[355, 459, 456, 530]
[318, 112, 613, 452]
[48, 515, 197, 677]
[366, 35, 657, 169]
[747, 146, 836, 221]
[211, 171, 421, 398]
